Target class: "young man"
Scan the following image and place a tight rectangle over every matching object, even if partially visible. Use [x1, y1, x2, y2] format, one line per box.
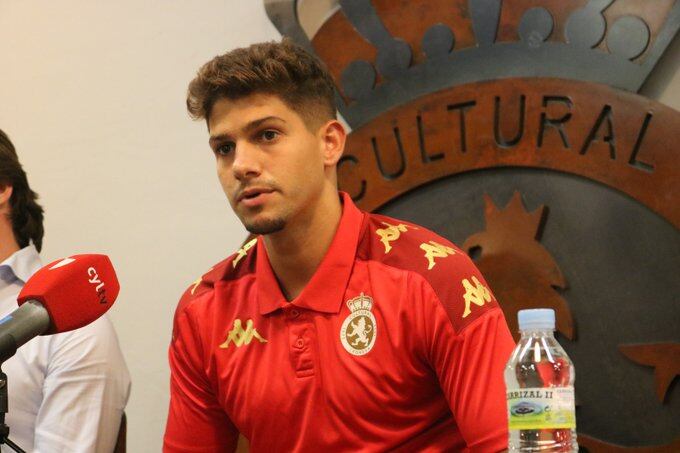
[0, 130, 131, 451]
[165, 40, 515, 452]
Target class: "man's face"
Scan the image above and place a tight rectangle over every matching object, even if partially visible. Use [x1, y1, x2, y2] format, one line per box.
[207, 94, 329, 235]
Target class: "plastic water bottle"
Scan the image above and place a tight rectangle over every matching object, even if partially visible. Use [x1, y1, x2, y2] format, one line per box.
[504, 309, 577, 452]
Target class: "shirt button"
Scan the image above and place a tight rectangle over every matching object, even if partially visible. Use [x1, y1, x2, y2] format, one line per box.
[294, 338, 305, 349]
[290, 309, 300, 318]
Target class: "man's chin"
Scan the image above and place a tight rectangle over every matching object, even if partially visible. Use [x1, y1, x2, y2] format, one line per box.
[243, 217, 286, 235]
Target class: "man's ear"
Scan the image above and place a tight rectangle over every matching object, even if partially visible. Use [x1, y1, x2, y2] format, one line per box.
[0, 185, 13, 207]
[319, 120, 347, 167]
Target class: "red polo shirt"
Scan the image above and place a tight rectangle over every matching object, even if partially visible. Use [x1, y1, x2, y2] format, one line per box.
[164, 192, 514, 452]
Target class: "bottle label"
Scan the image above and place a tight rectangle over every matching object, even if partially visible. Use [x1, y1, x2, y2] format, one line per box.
[506, 386, 576, 430]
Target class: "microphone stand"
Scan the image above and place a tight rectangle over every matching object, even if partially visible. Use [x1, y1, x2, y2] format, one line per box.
[0, 300, 55, 453]
[0, 368, 25, 453]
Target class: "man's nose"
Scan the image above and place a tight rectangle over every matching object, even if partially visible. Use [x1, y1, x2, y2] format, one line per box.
[232, 143, 262, 181]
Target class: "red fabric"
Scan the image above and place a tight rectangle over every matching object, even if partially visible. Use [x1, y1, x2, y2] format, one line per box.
[164, 193, 515, 452]
[17, 254, 118, 334]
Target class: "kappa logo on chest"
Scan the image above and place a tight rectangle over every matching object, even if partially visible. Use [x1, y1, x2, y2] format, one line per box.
[220, 319, 267, 349]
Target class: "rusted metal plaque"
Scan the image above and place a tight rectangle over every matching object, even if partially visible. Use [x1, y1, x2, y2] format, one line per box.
[266, 0, 680, 448]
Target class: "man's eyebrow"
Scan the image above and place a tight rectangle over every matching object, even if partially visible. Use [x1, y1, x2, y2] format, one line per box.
[208, 133, 231, 148]
[244, 115, 286, 132]
[209, 116, 286, 147]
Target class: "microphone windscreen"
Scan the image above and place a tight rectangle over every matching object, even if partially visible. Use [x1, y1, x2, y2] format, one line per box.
[17, 254, 119, 334]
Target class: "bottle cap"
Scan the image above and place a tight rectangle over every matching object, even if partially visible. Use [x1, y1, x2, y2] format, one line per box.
[517, 308, 555, 330]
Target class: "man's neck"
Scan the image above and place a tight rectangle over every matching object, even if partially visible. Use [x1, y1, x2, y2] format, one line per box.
[0, 219, 20, 263]
[263, 187, 343, 301]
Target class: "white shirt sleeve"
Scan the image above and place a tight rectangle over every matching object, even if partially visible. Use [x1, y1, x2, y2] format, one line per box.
[32, 315, 131, 453]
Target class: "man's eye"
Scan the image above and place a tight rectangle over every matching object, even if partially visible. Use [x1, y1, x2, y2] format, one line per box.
[261, 130, 279, 141]
[216, 143, 235, 155]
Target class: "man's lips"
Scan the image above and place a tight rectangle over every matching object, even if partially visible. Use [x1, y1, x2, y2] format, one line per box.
[236, 188, 275, 203]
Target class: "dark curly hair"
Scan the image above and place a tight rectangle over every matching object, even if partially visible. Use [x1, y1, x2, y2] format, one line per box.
[0, 130, 44, 252]
[187, 38, 336, 129]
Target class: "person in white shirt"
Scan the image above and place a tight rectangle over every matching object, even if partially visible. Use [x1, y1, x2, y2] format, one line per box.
[0, 129, 131, 452]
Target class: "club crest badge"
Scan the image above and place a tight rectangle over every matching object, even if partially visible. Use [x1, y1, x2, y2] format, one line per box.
[340, 293, 377, 356]
[267, 0, 680, 448]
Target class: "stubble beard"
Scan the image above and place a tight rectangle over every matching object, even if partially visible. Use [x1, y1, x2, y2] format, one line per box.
[231, 186, 290, 235]
[243, 216, 286, 235]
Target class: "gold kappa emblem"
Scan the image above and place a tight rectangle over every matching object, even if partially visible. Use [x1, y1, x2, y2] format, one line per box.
[219, 319, 267, 348]
[190, 276, 202, 295]
[189, 266, 213, 295]
[461, 276, 495, 318]
[232, 238, 257, 268]
[340, 293, 377, 356]
[420, 241, 456, 270]
[375, 222, 413, 253]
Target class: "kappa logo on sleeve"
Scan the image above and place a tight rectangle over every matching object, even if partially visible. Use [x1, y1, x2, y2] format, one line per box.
[190, 276, 203, 295]
[189, 267, 213, 295]
[219, 319, 267, 348]
[375, 222, 414, 253]
[461, 276, 495, 318]
[232, 238, 257, 268]
[420, 241, 456, 270]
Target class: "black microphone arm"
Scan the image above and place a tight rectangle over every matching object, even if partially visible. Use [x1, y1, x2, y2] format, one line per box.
[0, 301, 51, 364]
[0, 300, 50, 453]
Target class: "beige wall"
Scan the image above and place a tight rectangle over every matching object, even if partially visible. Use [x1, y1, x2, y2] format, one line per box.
[0, 1, 278, 450]
[0, 1, 677, 451]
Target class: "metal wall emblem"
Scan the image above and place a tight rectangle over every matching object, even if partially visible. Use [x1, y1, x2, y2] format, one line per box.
[267, 0, 680, 449]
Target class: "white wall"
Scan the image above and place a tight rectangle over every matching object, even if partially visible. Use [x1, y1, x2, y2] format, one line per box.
[0, 2, 677, 451]
[0, 1, 278, 451]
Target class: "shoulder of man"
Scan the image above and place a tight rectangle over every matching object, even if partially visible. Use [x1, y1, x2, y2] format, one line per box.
[45, 314, 130, 389]
[174, 237, 258, 319]
[360, 212, 501, 333]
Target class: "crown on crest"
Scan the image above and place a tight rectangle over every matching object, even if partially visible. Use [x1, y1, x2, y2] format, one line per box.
[265, 0, 680, 129]
[346, 293, 373, 312]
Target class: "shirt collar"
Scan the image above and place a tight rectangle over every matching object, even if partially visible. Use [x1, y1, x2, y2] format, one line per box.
[0, 244, 42, 284]
[257, 192, 365, 315]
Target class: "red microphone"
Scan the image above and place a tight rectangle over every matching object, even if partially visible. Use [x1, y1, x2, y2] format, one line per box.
[0, 254, 119, 363]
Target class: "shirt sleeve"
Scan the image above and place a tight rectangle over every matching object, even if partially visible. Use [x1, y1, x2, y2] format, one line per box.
[423, 253, 515, 453]
[164, 297, 239, 453]
[33, 314, 131, 453]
